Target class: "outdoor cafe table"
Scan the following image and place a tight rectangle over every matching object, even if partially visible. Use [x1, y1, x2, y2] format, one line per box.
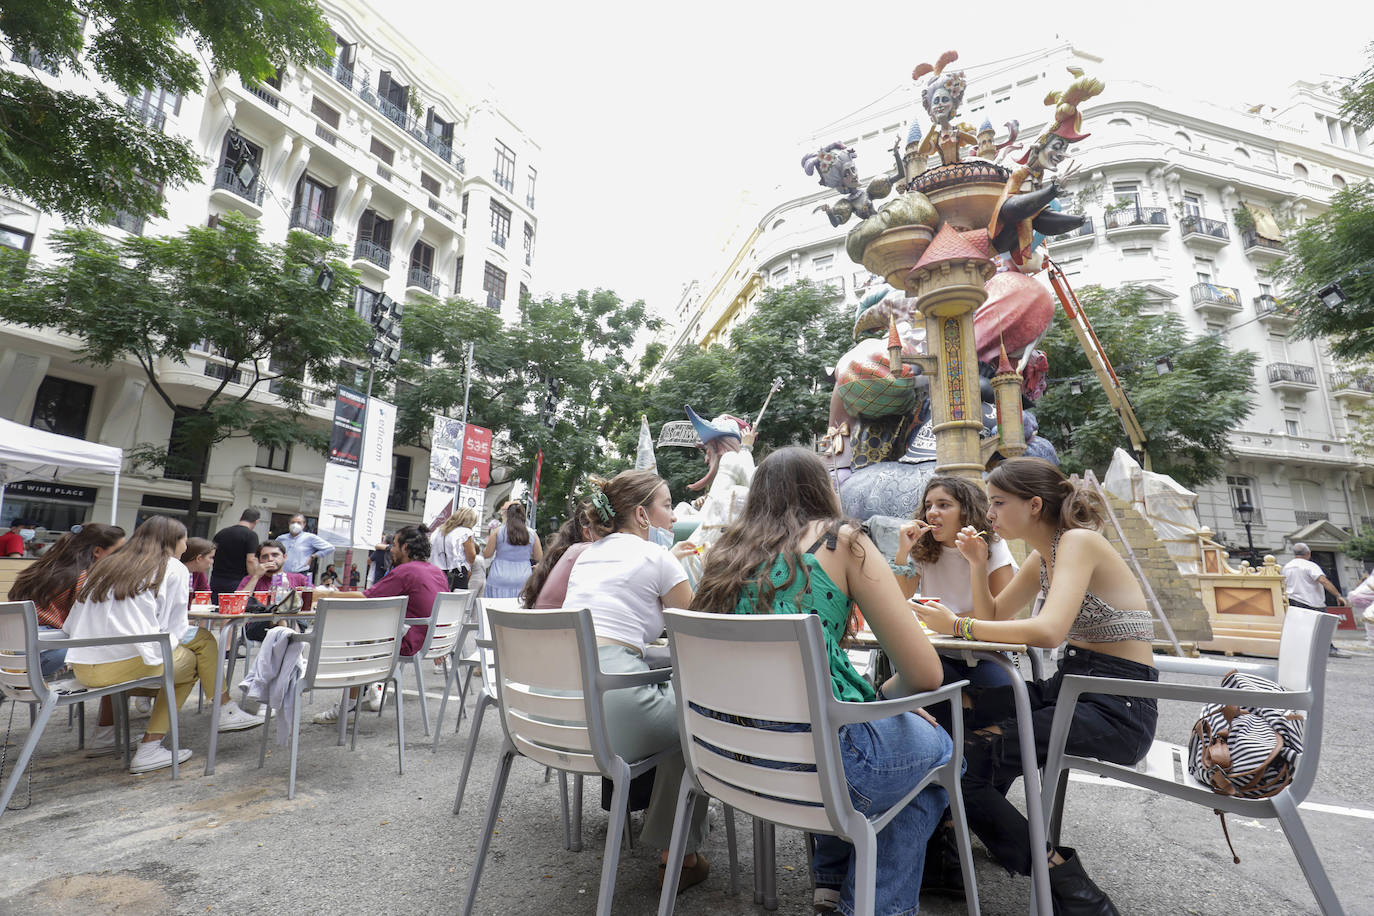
[188, 607, 315, 776]
[845, 627, 1053, 916]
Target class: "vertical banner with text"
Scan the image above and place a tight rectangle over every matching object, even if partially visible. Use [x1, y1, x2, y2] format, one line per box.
[354, 396, 396, 550]
[318, 387, 396, 551]
[459, 425, 493, 489]
[425, 414, 465, 528]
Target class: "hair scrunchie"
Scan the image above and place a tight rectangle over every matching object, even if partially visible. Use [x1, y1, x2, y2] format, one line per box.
[588, 485, 614, 524]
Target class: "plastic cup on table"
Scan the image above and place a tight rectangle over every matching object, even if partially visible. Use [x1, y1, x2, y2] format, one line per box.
[220, 593, 247, 615]
[192, 590, 212, 605]
[253, 590, 271, 605]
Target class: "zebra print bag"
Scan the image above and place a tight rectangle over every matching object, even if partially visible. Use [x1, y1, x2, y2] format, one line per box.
[1187, 669, 1305, 862]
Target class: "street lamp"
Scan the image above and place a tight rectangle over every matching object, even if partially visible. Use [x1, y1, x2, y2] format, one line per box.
[1317, 283, 1346, 308]
[1236, 500, 1256, 564]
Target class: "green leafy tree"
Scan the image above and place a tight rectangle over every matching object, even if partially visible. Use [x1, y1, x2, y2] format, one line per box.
[0, 0, 332, 222]
[393, 290, 658, 532]
[1034, 285, 1258, 488]
[635, 280, 853, 498]
[1339, 42, 1374, 131]
[0, 212, 372, 528]
[1273, 180, 1374, 362]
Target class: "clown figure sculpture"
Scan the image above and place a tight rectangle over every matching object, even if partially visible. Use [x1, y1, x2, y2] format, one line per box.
[803, 141, 898, 228]
[661, 406, 755, 584]
[912, 51, 978, 166]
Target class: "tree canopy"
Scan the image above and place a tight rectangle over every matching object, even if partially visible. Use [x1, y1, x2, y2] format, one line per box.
[1033, 285, 1258, 488]
[1339, 42, 1374, 131]
[392, 289, 658, 530]
[0, 0, 332, 222]
[1273, 180, 1374, 362]
[0, 211, 372, 528]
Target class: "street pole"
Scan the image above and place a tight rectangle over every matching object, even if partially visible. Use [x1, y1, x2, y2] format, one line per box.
[1244, 519, 1256, 566]
[345, 360, 375, 587]
[460, 340, 473, 425]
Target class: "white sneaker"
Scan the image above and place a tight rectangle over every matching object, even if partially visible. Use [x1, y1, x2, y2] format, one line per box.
[218, 701, 266, 732]
[132, 696, 153, 717]
[86, 723, 117, 758]
[364, 683, 385, 712]
[313, 702, 356, 724]
[129, 740, 193, 774]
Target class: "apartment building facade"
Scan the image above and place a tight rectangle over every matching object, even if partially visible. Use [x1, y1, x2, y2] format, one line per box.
[656, 43, 1374, 588]
[0, 0, 539, 542]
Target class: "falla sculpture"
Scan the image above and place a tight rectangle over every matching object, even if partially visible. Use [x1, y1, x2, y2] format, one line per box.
[804, 54, 1104, 518]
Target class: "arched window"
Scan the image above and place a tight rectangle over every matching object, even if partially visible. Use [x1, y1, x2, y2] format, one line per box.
[1332, 173, 1347, 189]
[1174, 131, 1192, 149]
[1292, 162, 1309, 179]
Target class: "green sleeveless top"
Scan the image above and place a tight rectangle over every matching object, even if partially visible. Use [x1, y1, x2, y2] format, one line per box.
[733, 545, 875, 704]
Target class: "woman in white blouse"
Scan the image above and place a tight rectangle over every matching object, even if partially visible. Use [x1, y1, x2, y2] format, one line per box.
[561, 470, 706, 893]
[65, 516, 262, 773]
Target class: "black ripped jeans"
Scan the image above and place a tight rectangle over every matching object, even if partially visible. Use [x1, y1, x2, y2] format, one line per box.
[960, 645, 1158, 876]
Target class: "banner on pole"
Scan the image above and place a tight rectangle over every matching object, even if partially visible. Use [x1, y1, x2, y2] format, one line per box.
[459, 425, 493, 488]
[319, 462, 357, 546]
[328, 386, 366, 468]
[457, 485, 486, 522]
[424, 480, 456, 528]
[354, 471, 390, 550]
[429, 415, 465, 484]
[360, 397, 396, 478]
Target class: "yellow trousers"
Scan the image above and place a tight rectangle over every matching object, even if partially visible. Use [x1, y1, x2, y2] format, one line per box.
[73, 627, 219, 736]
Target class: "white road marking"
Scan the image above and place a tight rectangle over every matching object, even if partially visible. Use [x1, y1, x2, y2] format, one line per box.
[1066, 773, 1374, 820]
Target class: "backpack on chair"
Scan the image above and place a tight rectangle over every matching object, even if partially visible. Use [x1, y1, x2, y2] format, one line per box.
[1187, 669, 1305, 861]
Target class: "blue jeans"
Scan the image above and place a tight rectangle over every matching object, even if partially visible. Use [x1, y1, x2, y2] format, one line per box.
[38, 626, 67, 679]
[813, 711, 954, 916]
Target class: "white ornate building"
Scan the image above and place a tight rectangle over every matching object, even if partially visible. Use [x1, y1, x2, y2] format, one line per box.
[0, 0, 539, 541]
[655, 43, 1374, 590]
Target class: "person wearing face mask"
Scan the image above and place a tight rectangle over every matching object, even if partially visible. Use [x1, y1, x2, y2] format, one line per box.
[276, 514, 335, 580]
[560, 470, 708, 892]
[482, 502, 542, 599]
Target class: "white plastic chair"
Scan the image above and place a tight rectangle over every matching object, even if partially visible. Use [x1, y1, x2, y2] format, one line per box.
[659, 608, 979, 916]
[1041, 606, 1342, 915]
[432, 590, 483, 751]
[0, 600, 181, 817]
[381, 589, 470, 737]
[460, 606, 679, 916]
[256, 595, 409, 799]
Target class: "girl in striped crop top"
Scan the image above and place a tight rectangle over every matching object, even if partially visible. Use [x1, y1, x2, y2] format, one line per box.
[913, 457, 1159, 916]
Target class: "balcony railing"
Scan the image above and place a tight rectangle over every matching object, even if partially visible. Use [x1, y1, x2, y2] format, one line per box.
[1180, 215, 1229, 242]
[407, 265, 439, 294]
[492, 232, 507, 248]
[1241, 228, 1285, 253]
[1050, 217, 1094, 240]
[212, 165, 265, 205]
[1254, 294, 1296, 322]
[409, 126, 453, 163]
[427, 198, 458, 223]
[1331, 371, 1374, 394]
[485, 293, 502, 311]
[244, 82, 286, 111]
[374, 94, 410, 130]
[332, 60, 356, 90]
[1104, 206, 1168, 230]
[124, 100, 167, 132]
[1294, 510, 1327, 527]
[288, 205, 334, 238]
[353, 238, 391, 270]
[1266, 362, 1317, 386]
[1190, 282, 1242, 308]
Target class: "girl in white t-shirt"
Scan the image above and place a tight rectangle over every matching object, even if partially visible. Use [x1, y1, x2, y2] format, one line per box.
[560, 470, 708, 893]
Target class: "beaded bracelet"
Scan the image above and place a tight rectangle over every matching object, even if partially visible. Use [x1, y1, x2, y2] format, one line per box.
[889, 558, 917, 578]
[955, 616, 975, 640]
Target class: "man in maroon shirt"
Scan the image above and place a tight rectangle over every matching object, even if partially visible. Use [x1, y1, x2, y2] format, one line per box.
[315, 524, 448, 723]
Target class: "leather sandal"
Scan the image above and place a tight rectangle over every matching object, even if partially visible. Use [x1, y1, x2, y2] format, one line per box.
[657, 854, 710, 894]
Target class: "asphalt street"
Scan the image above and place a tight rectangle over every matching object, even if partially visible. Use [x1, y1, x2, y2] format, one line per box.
[2, 637, 1371, 915]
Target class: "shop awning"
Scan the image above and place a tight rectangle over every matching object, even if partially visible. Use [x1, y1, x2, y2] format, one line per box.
[0, 418, 122, 523]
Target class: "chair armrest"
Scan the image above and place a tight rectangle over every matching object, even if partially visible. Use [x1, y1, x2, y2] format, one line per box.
[1153, 654, 1277, 680]
[599, 666, 673, 691]
[43, 633, 174, 651]
[404, 615, 434, 627]
[829, 681, 968, 726]
[475, 639, 494, 649]
[1055, 674, 1314, 713]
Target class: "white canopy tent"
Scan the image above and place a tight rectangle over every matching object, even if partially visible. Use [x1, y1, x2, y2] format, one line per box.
[0, 417, 122, 524]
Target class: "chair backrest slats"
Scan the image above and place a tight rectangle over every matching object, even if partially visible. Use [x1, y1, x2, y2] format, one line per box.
[505, 709, 594, 753]
[510, 734, 602, 775]
[303, 597, 408, 690]
[691, 743, 825, 804]
[490, 621, 584, 693]
[0, 602, 41, 701]
[502, 681, 588, 723]
[683, 706, 816, 765]
[422, 590, 471, 660]
[696, 769, 834, 833]
[670, 628, 814, 722]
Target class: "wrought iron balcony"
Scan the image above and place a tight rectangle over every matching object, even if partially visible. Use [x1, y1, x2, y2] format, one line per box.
[427, 198, 458, 223]
[244, 82, 285, 110]
[1104, 206, 1168, 231]
[1190, 282, 1243, 316]
[212, 165, 265, 205]
[1331, 371, 1374, 399]
[1241, 228, 1285, 260]
[288, 205, 333, 238]
[373, 94, 410, 130]
[1266, 361, 1317, 392]
[1049, 217, 1094, 244]
[1293, 510, 1327, 527]
[1180, 215, 1229, 246]
[332, 60, 356, 90]
[1254, 294, 1297, 328]
[492, 232, 507, 248]
[353, 238, 391, 270]
[407, 265, 439, 294]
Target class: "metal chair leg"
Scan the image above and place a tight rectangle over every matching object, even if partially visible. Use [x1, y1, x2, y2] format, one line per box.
[452, 692, 491, 816]
[460, 747, 516, 916]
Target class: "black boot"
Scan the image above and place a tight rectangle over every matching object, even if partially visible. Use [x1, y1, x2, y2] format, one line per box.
[921, 821, 965, 899]
[1048, 847, 1119, 916]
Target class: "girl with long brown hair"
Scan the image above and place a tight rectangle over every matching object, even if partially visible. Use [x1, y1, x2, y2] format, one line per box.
[64, 516, 263, 774]
[693, 446, 950, 916]
[482, 502, 542, 598]
[913, 457, 1157, 915]
[520, 500, 597, 609]
[436, 506, 479, 590]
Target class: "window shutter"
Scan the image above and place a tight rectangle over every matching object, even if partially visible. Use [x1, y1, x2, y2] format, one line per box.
[378, 70, 391, 98]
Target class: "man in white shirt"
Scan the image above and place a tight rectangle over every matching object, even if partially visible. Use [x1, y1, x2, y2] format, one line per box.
[1281, 543, 1348, 658]
[277, 514, 335, 579]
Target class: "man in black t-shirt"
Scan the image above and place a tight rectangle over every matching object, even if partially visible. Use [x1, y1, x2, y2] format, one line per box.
[210, 508, 262, 599]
